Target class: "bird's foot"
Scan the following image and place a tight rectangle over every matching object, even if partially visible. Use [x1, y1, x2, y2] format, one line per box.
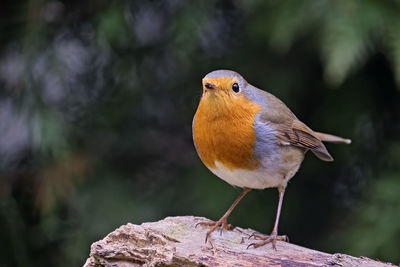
[195, 217, 234, 243]
[247, 232, 288, 250]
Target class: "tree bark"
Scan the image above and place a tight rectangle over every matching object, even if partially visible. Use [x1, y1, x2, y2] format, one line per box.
[84, 216, 395, 267]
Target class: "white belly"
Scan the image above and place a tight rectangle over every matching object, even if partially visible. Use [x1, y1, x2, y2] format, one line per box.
[208, 145, 305, 190]
[209, 161, 288, 189]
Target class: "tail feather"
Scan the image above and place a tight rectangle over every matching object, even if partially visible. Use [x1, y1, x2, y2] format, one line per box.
[314, 132, 351, 144]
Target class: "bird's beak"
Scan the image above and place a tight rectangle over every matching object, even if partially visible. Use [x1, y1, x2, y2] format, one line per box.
[204, 82, 217, 90]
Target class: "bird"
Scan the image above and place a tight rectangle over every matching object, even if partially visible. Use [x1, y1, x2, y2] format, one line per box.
[192, 69, 351, 249]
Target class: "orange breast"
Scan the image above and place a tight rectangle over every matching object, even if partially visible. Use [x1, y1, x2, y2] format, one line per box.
[193, 93, 261, 170]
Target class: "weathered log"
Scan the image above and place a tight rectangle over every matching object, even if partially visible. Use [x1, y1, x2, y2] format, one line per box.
[84, 216, 395, 267]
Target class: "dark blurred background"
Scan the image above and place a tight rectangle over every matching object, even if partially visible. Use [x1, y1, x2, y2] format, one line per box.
[1, 0, 400, 266]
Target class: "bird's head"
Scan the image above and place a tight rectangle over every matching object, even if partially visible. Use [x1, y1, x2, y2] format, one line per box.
[201, 70, 248, 102]
[198, 70, 260, 119]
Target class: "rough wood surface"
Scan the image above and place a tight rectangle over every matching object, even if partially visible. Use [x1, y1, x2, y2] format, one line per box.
[84, 216, 394, 267]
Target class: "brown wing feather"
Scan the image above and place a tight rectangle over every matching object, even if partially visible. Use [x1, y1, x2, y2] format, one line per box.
[275, 120, 334, 162]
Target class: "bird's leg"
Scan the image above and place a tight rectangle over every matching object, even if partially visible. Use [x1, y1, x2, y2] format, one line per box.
[196, 187, 251, 243]
[248, 186, 288, 250]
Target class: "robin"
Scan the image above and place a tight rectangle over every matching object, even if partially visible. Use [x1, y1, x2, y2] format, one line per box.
[192, 70, 351, 249]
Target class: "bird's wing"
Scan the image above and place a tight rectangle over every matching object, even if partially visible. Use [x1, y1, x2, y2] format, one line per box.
[273, 119, 333, 161]
[254, 89, 333, 162]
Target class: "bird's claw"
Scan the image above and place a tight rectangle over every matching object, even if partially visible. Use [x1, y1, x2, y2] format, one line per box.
[195, 220, 216, 229]
[246, 233, 288, 250]
[248, 231, 264, 240]
[195, 218, 233, 243]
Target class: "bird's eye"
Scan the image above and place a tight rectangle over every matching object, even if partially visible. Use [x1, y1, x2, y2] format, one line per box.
[232, 83, 240, 93]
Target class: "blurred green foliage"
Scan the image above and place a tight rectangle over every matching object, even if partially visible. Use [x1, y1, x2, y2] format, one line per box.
[1, 0, 400, 266]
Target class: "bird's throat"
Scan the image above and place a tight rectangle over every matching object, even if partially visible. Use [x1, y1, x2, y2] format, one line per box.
[193, 94, 261, 170]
